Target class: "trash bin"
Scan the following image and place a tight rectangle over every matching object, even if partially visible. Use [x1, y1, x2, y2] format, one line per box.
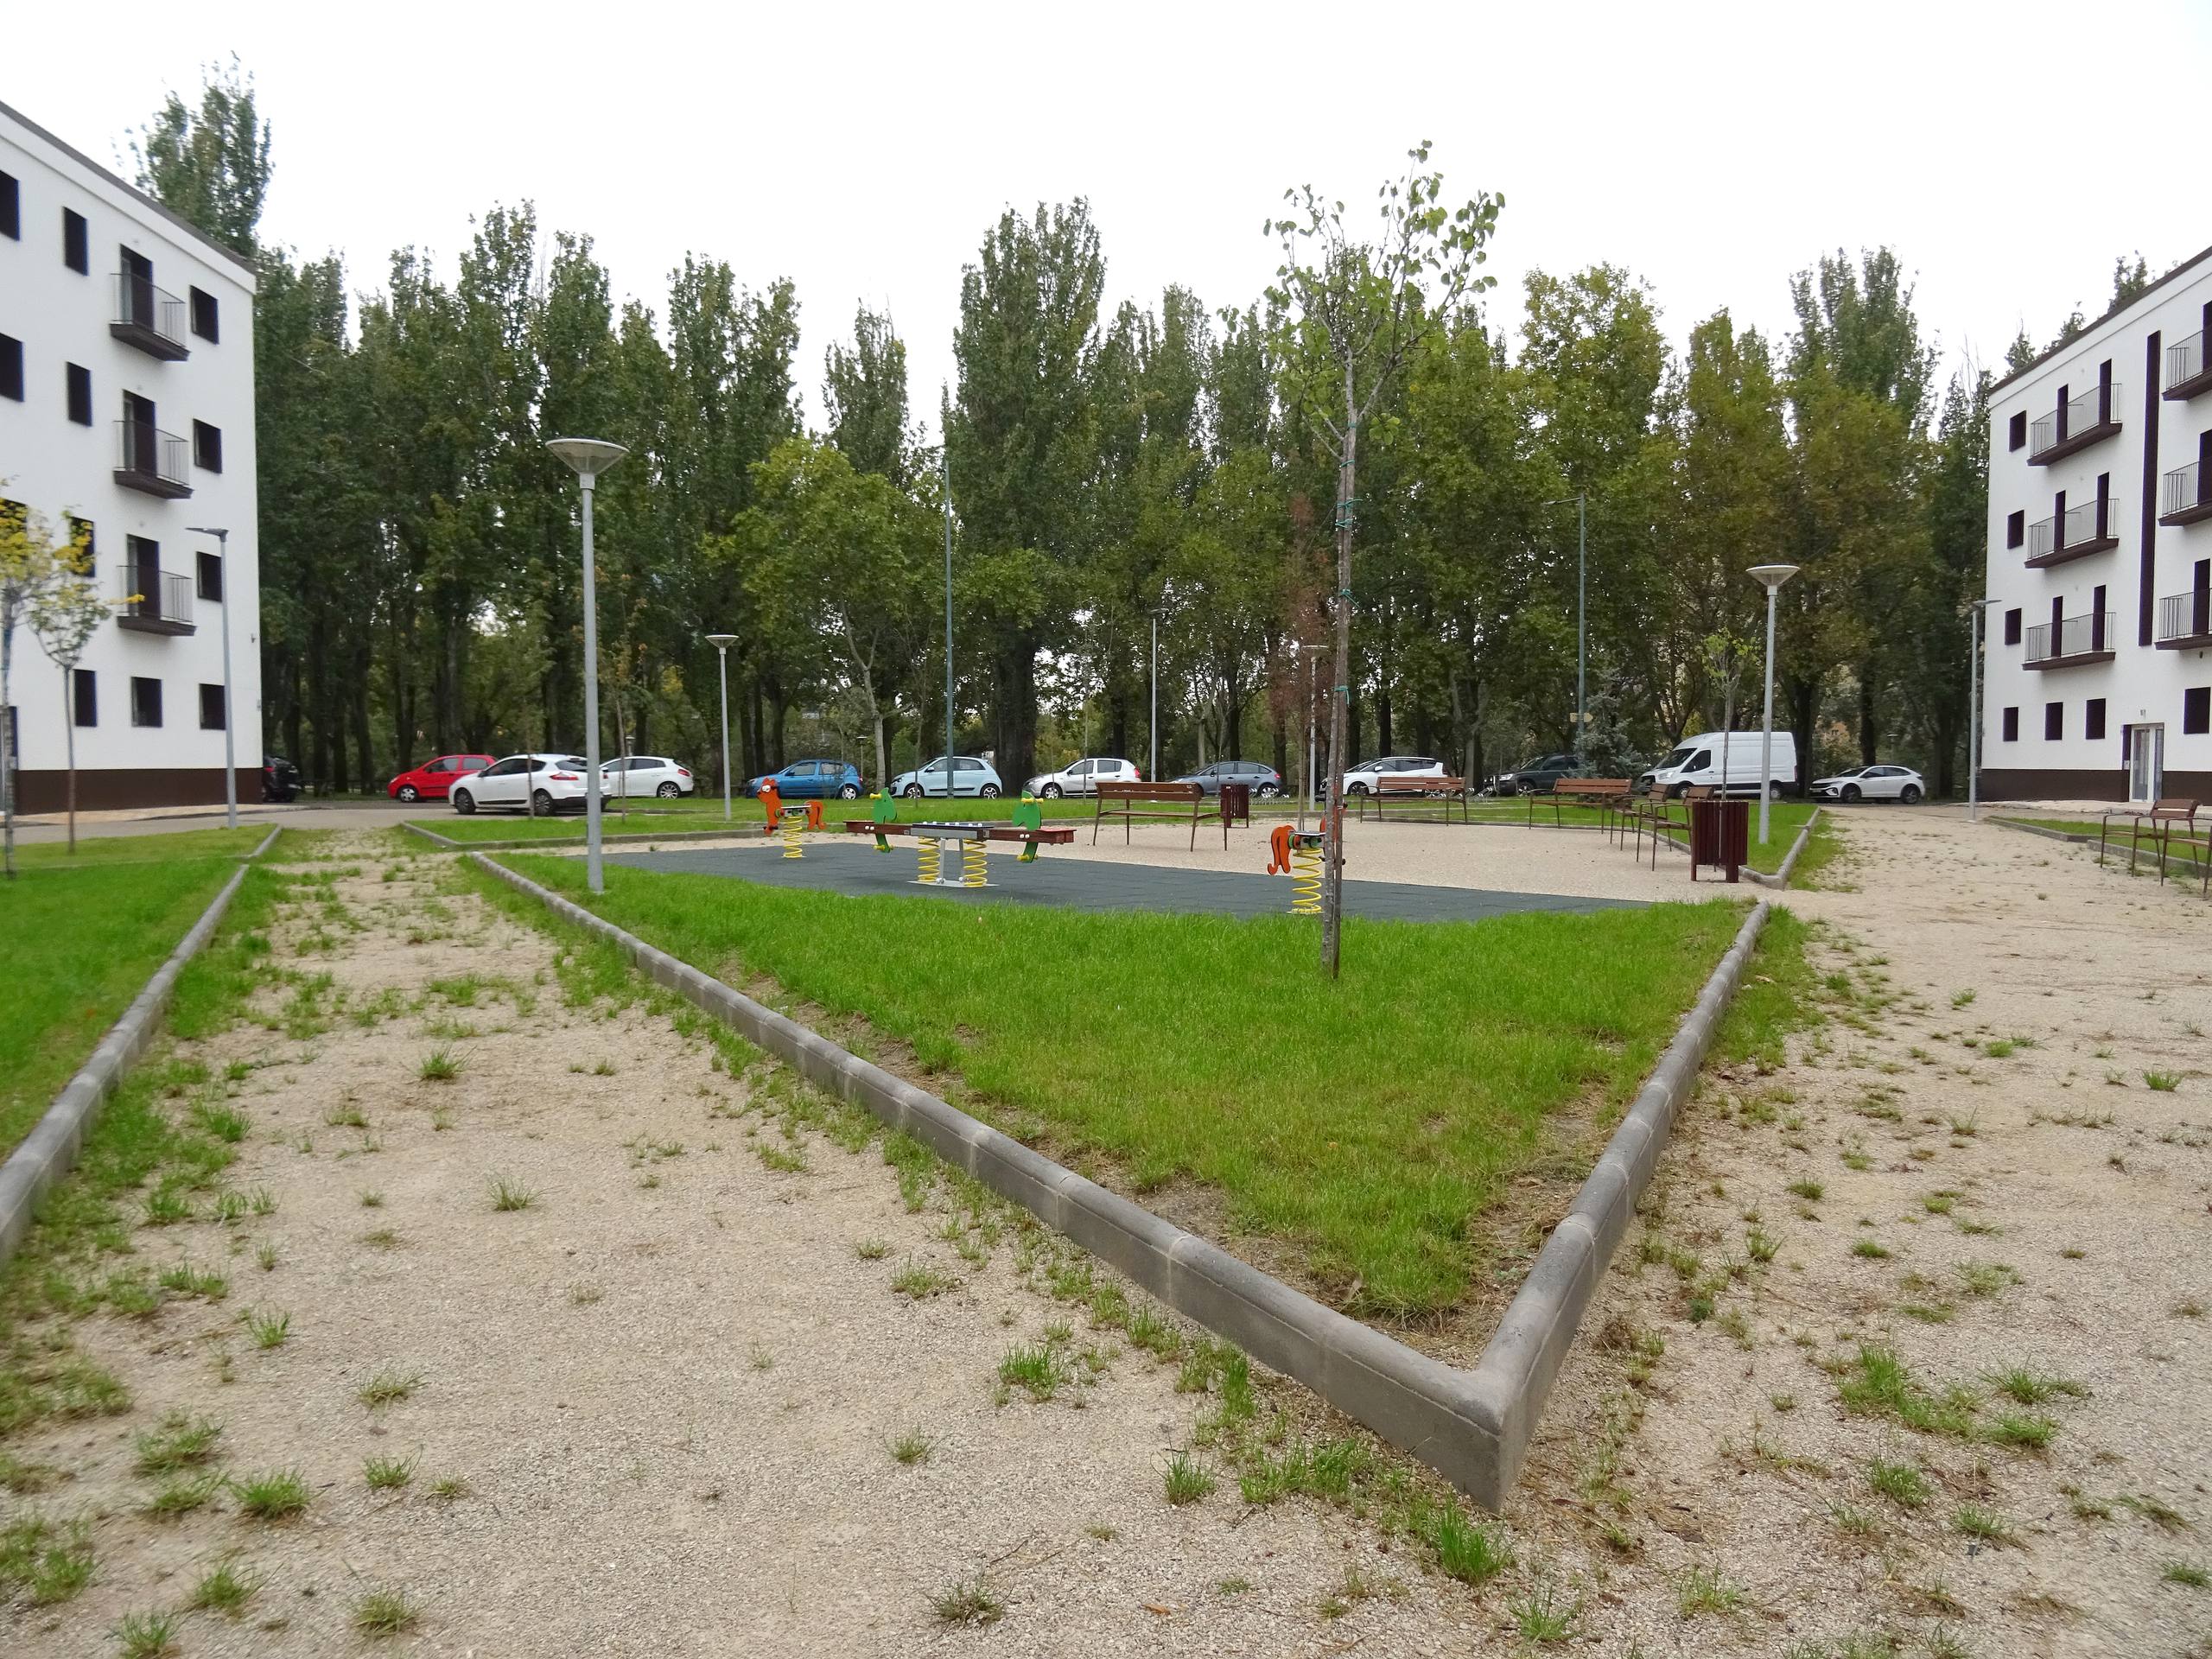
[1688, 796, 1749, 882]
[1219, 781, 1252, 828]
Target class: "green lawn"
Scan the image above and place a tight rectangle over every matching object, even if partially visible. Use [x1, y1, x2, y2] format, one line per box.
[493, 852, 1800, 1316]
[10, 825, 269, 869]
[414, 794, 1125, 842]
[1994, 816, 2102, 839]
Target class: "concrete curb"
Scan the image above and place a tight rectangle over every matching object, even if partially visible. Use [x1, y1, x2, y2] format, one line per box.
[472, 851, 1769, 1510]
[1992, 815, 2208, 882]
[408, 822, 798, 854]
[1991, 817, 2089, 843]
[0, 828, 278, 1267]
[1744, 807, 1822, 889]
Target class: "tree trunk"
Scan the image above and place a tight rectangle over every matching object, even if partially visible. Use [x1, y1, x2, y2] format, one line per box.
[1321, 363, 1356, 979]
[1, 613, 16, 879]
[1857, 674, 1878, 767]
[61, 665, 77, 855]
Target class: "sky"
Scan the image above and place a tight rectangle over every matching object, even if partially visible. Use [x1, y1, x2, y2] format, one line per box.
[12, 0, 2210, 435]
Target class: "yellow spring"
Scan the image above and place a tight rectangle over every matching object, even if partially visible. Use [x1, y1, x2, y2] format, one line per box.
[962, 837, 988, 887]
[1291, 843, 1322, 914]
[916, 839, 941, 885]
[779, 812, 804, 859]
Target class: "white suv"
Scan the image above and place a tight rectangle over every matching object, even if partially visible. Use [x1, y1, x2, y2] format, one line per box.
[1024, 756, 1141, 798]
[451, 753, 606, 816]
[1337, 755, 1445, 797]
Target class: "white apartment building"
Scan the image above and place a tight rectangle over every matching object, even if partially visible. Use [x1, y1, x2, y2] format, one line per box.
[1, 98, 258, 812]
[1983, 245, 2212, 803]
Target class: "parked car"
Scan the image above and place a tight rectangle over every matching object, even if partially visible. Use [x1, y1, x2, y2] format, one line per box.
[1636, 732, 1799, 798]
[1338, 755, 1446, 797]
[1809, 764, 1923, 804]
[1025, 756, 1141, 798]
[261, 755, 302, 804]
[744, 759, 863, 800]
[388, 753, 498, 804]
[1491, 753, 1583, 796]
[601, 754, 697, 798]
[1173, 760, 1283, 798]
[887, 756, 1004, 799]
[449, 753, 606, 816]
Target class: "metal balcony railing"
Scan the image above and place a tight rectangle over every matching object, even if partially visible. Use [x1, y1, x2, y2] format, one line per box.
[113, 420, 192, 497]
[2158, 589, 2212, 643]
[2024, 610, 2116, 664]
[117, 564, 195, 634]
[111, 272, 189, 359]
[2162, 461, 2204, 518]
[2025, 494, 2117, 560]
[2030, 381, 2120, 458]
[2168, 331, 2204, 390]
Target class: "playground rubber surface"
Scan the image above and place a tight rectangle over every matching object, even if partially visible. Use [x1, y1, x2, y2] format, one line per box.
[603, 841, 1643, 922]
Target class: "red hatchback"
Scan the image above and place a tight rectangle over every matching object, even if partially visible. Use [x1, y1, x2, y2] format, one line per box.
[388, 753, 497, 804]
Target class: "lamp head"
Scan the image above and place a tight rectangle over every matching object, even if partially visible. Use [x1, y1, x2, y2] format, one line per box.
[184, 525, 227, 543]
[545, 437, 629, 480]
[705, 633, 737, 649]
[1747, 563, 1800, 592]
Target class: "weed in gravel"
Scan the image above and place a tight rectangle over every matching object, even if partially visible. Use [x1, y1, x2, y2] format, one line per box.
[1867, 1459, 1929, 1508]
[364, 1454, 414, 1491]
[112, 1611, 181, 1658]
[1852, 1238, 1891, 1260]
[1164, 1450, 1216, 1504]
[1423, 1504, 1515, 1586]
[1746, 1226, 1781, 1264]
[2117, 1493, 2189, 1531]
[188, 1560, 258, 1615]
[352, 1584, 420, 1636]
[1953, 1504, 2016, 1543]
[2163, 1560, 2209, 1587]
[325, 1103, 369, 1129]
[359, 1365, 421, 1407]
[2063, 1485, 2113, 1520]
[2145, 1071, 2180, 1092]
[134, 1411, 223, 1474]
[245, 1308, 291, 1349]
[486, 1173, 537, 1211]
[890, 1258, 959, 1299]
[1956, 1262, 2018, 1298]
[1982, 1413, 2058, 1451]
[141, 1186, 194, 1226]
[1837, 1347, 1975, 1437]
[229, 1467, 309, 1519]
[428, 1475, 470, 1500]
[997, 1343, 1065, 1402]
[1950, 989, 1976, 1008]
[1787, 1178, 1825, 1201]
[359, 1228, 400, 1249]
[419, 1049, 461, 1082]
[1989, 1369, 2087, 1406]
[145, 1473, 222, 1516]
[855, 1237, 890, 1261]
[889, 1429, 933, 1465]
[2175, 1298, 2206, 1319]
[747, 1342, 775, 1372]
[1827, 1500, 1882, 1540]
[1218, 1575, 1250, 1593]
[0, 1515, 94, 1604]
[929, 1578, 1003, 1626]
[755, 1141, 808, 1173]
[568, 1281, 603, 1306]
[1125, 1302, 1183, 1360]
[1675, 1564, 1745, 1617]
[1510, 1574, 1583, 1643]
[358, 1189, 384, 1208]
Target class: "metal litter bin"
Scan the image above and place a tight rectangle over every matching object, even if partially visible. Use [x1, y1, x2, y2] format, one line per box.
[1689, 796, 1749, 882]
[1219, 781, 1252, 827]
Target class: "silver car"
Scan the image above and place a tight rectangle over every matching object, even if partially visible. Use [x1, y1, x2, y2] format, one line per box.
[1024, 757, 1140, 798]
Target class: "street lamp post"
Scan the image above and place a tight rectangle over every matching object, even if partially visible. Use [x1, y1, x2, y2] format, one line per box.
[184, 526, 234, 828]
[1149, 608, 1160, 781]
[1966, 599, 1994, 822]
[941, 448, 955, 805]
[1747, 563, 1800, 846]
[545, 438, 629, 894]
[1542, 493, 1588, 746]
[706, 633, 737, 821]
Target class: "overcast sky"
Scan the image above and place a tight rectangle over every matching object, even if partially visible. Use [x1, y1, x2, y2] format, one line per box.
[15, 1, 2210, 435]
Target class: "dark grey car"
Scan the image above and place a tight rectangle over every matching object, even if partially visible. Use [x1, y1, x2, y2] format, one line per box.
[1491, 753, 1584, 795]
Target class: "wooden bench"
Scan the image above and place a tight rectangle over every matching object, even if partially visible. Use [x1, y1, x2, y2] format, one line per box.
[1547, 777, 1631, 835]
[1094, 781, 1225, 849]
[2100, 798, 2202, 884]
[1354, 774, 1471, 824]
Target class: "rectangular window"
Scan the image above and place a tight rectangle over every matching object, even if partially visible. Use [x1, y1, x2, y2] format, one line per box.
[199, 683, 226, 730]
[66, 362, 91, 425]
[192, 420, 222, 473]
[0, 334, 21, 402]
[2008, 411, 2027, 451]
[130, 677, 162, 728]
[2001, 706, 2019, 742]
[2187, 687, 2211, 737]
[196, 550, 224, 602]
[2004, 607, 2022, 646]
[2006, 511, 2024, 550]
[189, 287, 219, 342]
[73, 669, 97, 728]
[67, 516, 93, 560]
[62, 207, 87, 273]
[0, 169, 17, 239]
[2086, 698, 2107, 741]
[2044, 702, 2063, 741]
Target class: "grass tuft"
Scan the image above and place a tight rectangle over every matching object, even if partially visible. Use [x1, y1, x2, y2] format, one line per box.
[1163, 1450, 1216, 1504]
[486, 1173, 537, 1211]
[229, 1467, 310, 1520]
[351, 1584, 420, 1636]
[929, 1577, 1003, 1625]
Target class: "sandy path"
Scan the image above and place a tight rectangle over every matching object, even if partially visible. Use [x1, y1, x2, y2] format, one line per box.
[1506, 807, 2212, 1656]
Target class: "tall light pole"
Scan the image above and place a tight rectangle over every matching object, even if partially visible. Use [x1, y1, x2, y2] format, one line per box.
[706, 632, 736, 821]
[1747, 563, 1799, 846]
[1149, 607, 1161, 780]
[1542, 493, 1588, 747]
[1966, 598, 1994, 822]
[546, 438, 629, 894]
[941, 448, 955, 805]
[184, 525, 234, 828]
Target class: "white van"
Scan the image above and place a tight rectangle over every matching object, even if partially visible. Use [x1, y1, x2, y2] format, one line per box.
[1637, 731, 1797, 799]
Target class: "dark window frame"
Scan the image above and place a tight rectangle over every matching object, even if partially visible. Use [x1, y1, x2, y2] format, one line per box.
[0, 333, 22, 403]
[2044, 702, 2063, 741]
[192, 420, 222, 473]
[188, 286, 219, 342]
[2005, 510, 2024, 550]
[199, 683, 226, 731]
[62, 207, 87, 274]
[195, 550, 224, 603]
[130, 677, 163, 729]
[66, 362, 92, 425]
[73, 668, 96, 728]
[2007, 410, 2027, 451]
[2086, 698, 2107, 741]
[2186, 687, 2212, 738]
[0, 169, 18, 240]
[2004, 607, 2022, 646]
[2001, 706, 2020, 742]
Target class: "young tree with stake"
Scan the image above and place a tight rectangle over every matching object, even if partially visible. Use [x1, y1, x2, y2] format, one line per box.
[30, 529, 115, 856]
[1268, 143, 1502, 976]
[0, 505, 99, 877]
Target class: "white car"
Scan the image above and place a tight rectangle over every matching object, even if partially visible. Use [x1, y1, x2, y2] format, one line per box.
[450, 753, 607, 816]
[1024, 756, 1140, 798]
[1337, 754, 1446, 797]
[601, 754, 696, 798]
[1809, 764, 1923, 804]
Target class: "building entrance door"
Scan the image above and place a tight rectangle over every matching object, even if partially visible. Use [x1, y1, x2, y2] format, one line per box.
[2128, 724, 2164, 804]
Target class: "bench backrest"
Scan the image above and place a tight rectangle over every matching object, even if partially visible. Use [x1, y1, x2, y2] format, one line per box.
[1558, 778, 1630, 797]
[1375, 774, 1464, 792]
[1096, 781, 1202, 804]
[1681, 785, 1719, 802]
[2150, 798, 2198, 822]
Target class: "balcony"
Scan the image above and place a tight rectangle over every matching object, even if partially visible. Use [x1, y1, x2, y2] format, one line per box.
[113, 421, 192, 499]
[2024, 609, 2117, 669]
[2156, 588, 2212, 651]
[2159, 461, 2212, 527]
[2029, 381, 2122, 464]
[115, 565, 195, 636]
[110, 272, 189, 361]
[2024, 494, 2120, 567]
[2166, 331, 2212, 402]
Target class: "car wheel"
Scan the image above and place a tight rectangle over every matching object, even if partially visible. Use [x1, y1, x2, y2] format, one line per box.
[1841, 784, 1861, 803]
[839, 784, 860, 799]
[453, 790, 475, 816]
[979, 783, 1001, 799]
[1040, 783, 1062, 798]
[1899, 784, 1922, 805]
[1257, 782, 1281, 798]
[1516, 780, 1537, 797]
[903, 783, 924, 799]
[1348, 782, 1370, 797]
[532, 789, 555, 815]
[397, 785, 419, 804]
[657, 781, 680, 798]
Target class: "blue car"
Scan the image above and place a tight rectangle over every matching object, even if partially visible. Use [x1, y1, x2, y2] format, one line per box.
[886, 755, 1004, 799]
[745, 759, 864, 800]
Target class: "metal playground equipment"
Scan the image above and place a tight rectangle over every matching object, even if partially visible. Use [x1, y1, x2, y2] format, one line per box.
[1267, 824, 1326, 914]
[841, 794, 1076, 887]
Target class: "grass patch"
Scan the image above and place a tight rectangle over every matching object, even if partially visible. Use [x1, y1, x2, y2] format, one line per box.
[497, 853, 1796, 1314]
[1953, 1503, 2016, 1544]
[888, 1428, 933, 1465]
[363, 1454, 414, 1491]
[1867, 1458, 1929, 1508]
[188, 1560, 258, 1614]
[359, 1364, 422, 1407]
[1836, 1345, 1976, 1437]
[929, 1576, 1003, 1626]
[112, 1610, 181, 1658]
[486, 1173, 537, 1211]
[229, 1467, 310, 1520]
[133, 1411, 222, 1473]
[1163, 1450, 1216, 1504]
[0, 1514, 95, 1603]
[352, 1584, 420, 1636]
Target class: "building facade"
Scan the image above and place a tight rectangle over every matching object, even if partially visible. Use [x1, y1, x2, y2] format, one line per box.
[1, 99, 259, 813]
[1983, 245, 2212, 803]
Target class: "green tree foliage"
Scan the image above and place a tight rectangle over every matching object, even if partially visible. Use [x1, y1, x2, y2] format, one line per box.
[130, 58, 271, 257]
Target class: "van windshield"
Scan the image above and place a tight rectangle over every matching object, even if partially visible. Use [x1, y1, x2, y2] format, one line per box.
[1659, 746, 1694, 771]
